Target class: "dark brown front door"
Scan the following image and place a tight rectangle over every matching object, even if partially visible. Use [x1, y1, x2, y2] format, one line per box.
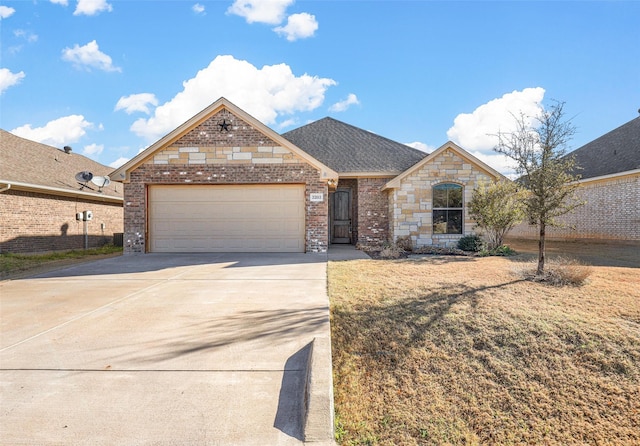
[331, 189, 351, 244]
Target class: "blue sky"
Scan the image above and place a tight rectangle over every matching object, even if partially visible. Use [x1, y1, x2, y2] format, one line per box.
[1, 0, 639, 176]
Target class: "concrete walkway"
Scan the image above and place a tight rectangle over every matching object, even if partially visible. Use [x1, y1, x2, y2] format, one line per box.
[327, 244, 371, 261]
[0, 253, 334, 445]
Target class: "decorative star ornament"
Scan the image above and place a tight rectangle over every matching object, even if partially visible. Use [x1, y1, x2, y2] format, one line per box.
[218, 119, 231, 132]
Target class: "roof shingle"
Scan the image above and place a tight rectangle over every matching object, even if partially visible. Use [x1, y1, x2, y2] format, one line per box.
[282, 117, 427, 174]
[568, 116, 640, 179]
[0, 129, 122, 199]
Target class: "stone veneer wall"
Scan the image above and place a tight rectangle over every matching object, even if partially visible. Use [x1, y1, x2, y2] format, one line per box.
[357, 178, 392, 246]
[122, 109, 329, 254]
[389, 148, 494, 248]
[0, 189, 123, 253]
[509, 172, 640, 241]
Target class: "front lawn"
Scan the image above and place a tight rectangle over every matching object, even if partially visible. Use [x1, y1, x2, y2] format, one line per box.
[329, 255, 640, 445]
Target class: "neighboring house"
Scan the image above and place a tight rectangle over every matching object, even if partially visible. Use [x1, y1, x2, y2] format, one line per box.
[509, 116, 640, 241]
[111, 97, 505, 254]
[0, 130, 124, 253]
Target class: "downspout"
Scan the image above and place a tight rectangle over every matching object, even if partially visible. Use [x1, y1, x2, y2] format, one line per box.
[0, 183, 12, 193]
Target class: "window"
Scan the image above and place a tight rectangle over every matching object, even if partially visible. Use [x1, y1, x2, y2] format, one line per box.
[433, 183, 463, 234]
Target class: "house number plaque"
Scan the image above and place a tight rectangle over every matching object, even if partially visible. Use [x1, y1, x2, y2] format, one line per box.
[310, 193, 324, 202]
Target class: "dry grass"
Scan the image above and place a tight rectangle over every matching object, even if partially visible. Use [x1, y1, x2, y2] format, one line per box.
[513, 256, 594, 286]
[329, 254, 640, 445]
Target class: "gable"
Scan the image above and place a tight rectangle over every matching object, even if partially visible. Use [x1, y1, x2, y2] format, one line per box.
[111, 97, 337, 182]
[147, 109, 304, 167]
[384, 141, 506, 190]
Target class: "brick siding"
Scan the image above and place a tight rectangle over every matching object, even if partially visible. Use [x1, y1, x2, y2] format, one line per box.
[509, 172, 640, 241]
[0, 189, 123, 253]
[357, 178, 392, 246]
[123, 109, 329, 254]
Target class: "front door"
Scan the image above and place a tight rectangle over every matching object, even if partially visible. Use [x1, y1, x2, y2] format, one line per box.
[331, 189, 351, 244]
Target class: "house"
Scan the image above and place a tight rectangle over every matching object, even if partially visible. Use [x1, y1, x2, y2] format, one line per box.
[509, 116, 640, 241]
[110, 97, 505, 254]
[0, 130, 124, 253]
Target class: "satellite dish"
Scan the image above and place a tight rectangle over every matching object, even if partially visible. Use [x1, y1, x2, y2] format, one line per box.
[91, 175, 111, 191]
[75, 171, 94, 182]
[91, 175, 110, 187]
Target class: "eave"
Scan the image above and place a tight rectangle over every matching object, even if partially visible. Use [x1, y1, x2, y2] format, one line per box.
[0, 180, 123, 204]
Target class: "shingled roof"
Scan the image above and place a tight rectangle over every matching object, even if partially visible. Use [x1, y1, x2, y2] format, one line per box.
[0, 129, 122, 201]
[568, 116, 640, 179]
[282, 117, 427, 174]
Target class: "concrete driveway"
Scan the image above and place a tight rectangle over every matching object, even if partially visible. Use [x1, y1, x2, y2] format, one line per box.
[0, 253, 334, 445]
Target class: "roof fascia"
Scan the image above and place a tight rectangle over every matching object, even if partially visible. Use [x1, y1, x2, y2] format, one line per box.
[383, 141, 508, 190]
[110, 97, 338, 182]
[574, 168, 640, 185]
[338, 172, 399, 179]
[0, 180, 123, 203]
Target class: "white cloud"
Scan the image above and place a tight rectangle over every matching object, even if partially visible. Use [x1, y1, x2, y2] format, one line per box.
[277, 117, 298, 129]
[14, 29, 38, 43]
[115, 93, 158, 114]
[130, 55, 336, 141]
[11, 115, 93, 147]
[108, 156, 129, 169]
[62, 40, 121, 72]
[227, 0, 293, 24]
[74, 0, 112, 16]
[83, 143, 103, 156]
[0, 68, 26, 94]
[468, 150, 518, 179]
[445, 87, 545, 177]
[0, 5, 16, 19]
[192, 3, 205, 14]
[447, 87, 545, 151]
[50, 0, 69, 5]
[329, 93, 360, 112]
[405, 141, 434, 153]
[274, 12, 318, 41]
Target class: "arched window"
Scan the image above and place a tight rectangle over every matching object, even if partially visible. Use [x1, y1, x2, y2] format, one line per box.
[433, 183, 463, 234]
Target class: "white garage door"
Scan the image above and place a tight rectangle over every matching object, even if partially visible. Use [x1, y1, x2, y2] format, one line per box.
[148, 184, 305, 253]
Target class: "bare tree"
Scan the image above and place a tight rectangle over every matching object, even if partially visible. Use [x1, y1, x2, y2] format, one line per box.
[494, 101, 583, 275]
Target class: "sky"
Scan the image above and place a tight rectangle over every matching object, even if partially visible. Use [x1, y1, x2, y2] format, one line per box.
[1, 0, 639, 177]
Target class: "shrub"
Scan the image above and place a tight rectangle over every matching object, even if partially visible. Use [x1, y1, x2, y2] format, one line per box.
[468, 179, 526, 250]
[379, 245, 404, 259]
[395, 236, 414, 252]
[457, 234, 485, 252]
[514, 256, 592, 286]
[478, 245, 517, 257]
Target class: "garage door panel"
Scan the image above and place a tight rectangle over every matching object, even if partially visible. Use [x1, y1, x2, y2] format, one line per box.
[148, 185, 305, 253]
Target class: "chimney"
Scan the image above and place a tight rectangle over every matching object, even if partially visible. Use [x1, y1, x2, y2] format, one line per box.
[63, 146, 72, 154]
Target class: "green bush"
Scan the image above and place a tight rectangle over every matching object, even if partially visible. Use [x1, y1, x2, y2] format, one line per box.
[457, 234, 485, 252]
[478, 245, 517, 257]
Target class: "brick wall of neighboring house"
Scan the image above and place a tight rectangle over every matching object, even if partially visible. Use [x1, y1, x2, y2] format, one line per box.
[388, 148, 494, 248]
[509, 172, 640, 241]
[122, 109, 329, 254]
[0, 189, 123, 253]
[356, 177, 392, 246]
